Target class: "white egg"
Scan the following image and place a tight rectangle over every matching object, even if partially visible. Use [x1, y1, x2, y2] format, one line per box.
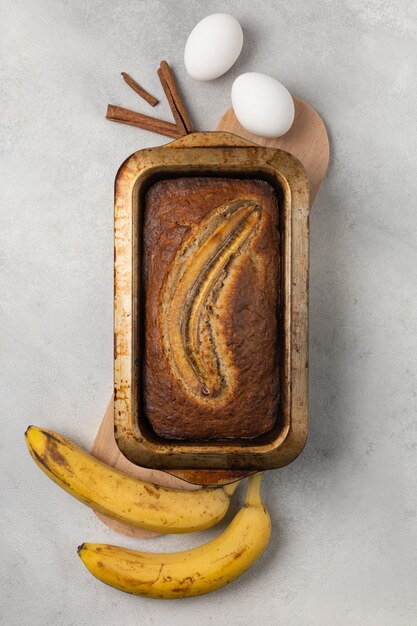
[231, 73, 295, 138]
[184, 14, 243, 81]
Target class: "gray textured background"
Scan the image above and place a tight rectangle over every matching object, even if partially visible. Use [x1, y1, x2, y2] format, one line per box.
[1, 1, 416, 624]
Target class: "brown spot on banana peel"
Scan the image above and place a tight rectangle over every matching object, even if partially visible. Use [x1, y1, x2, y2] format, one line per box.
[43, 438, 71, 470]
[26, 426, 71, 471]
[143, 484, 161, 499]
[161, 200, 261, 401]
[233, 547, 247, 560]
[29, 448, 56, 475]
[42, 430, 64, 445]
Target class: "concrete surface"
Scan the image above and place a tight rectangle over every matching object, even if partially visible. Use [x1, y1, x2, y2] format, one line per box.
[1, 1, 416, 624]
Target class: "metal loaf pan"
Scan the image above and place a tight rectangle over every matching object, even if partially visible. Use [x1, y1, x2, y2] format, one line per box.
[114, 132, 309, 472]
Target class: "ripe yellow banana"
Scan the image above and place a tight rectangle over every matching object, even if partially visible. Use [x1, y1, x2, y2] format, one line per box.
[78, 472, 270, 599]
[25, 426, 238, 533]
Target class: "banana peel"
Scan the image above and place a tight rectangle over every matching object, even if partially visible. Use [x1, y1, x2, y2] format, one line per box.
[25, 426, 238, 534]
[78, 473, 270, 599]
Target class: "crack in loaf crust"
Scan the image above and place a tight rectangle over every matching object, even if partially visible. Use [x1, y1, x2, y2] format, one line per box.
[143, 178, 280, 440]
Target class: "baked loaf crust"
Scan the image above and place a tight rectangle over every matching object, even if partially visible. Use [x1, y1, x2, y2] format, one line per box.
[143, 177, 280, 440]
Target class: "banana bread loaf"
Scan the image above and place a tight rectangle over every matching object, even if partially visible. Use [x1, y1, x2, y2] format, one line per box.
[143, 177, 280, 440]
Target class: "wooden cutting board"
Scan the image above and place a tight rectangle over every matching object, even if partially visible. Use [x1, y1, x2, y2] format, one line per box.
[91, 97, 330, 538]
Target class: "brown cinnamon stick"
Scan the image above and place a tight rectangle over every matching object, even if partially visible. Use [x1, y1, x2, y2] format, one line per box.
[159, 60, 194, 133]
[106, 105, 181, 138]
[157, 67, 187, 137]
[121, 72, 159, 107]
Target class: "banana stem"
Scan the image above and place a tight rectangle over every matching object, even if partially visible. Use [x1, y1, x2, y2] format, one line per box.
[246, 472, 264, 506]
[222, 480, 241, 496]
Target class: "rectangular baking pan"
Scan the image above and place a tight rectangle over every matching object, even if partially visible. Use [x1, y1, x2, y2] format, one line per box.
[114, 131, 309, 471]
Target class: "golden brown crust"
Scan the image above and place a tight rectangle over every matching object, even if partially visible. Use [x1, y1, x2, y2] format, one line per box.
[143, 178, 280, 440]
